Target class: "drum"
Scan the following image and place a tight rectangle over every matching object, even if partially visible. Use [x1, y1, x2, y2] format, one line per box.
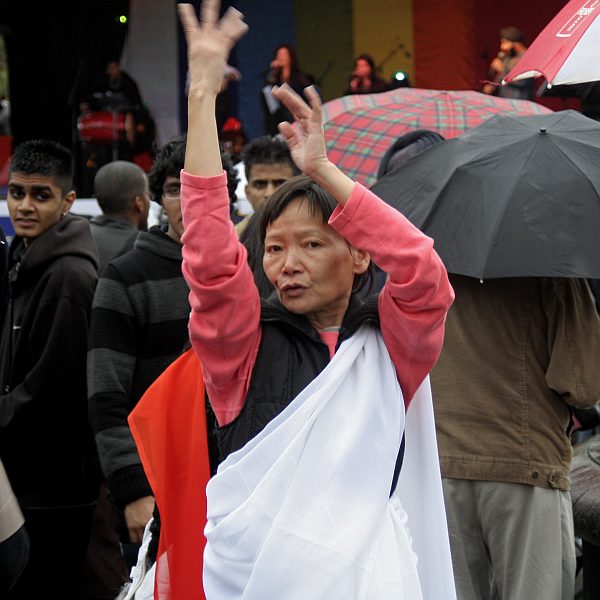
[78, 111, 126, 144]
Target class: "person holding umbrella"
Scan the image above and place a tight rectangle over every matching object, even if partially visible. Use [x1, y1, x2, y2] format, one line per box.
[370, 110, 600, 600]
[175, 1, 456, 598]
[431, 275, 600, 600]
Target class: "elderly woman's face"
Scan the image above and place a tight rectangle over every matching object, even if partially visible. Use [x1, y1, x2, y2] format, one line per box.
[263, 197, 369, 330]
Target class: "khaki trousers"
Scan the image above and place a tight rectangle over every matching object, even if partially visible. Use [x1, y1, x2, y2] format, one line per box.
[442, 478, 575, 600]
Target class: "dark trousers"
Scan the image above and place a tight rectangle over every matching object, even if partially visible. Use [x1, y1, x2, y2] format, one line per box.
[0, 526, 29, 593]
[6, 503, 95, 600]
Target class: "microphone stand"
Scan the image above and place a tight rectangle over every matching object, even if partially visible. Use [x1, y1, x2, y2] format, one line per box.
[376, 39, 411, 75]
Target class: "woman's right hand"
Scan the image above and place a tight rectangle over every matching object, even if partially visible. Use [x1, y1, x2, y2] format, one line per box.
[178, 1, 248, 97]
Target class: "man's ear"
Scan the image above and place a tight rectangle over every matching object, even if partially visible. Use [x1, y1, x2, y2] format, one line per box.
[349, 246, 370, 274]
[133, 194, 146, 213]
[62, 190, 76, 213]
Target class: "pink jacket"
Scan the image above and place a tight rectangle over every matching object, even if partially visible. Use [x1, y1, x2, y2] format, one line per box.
[181, 171, 453, 426]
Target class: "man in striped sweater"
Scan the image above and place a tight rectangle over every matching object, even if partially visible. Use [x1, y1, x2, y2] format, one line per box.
[87, 138, 191, 561]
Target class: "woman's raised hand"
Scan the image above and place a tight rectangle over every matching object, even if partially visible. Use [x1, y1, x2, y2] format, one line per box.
[274, 84, 355, 204]
[273, 84, 330, 180]
[178, 1, 248, 96]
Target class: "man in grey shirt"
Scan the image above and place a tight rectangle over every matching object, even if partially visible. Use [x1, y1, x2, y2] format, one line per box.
[90, 161, 150, 272]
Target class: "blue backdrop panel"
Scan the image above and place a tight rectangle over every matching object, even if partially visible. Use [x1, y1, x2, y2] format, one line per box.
[234, 0, 296, 140]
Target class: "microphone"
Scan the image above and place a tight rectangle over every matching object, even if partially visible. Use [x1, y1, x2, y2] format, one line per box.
[349, 75, 362, 92]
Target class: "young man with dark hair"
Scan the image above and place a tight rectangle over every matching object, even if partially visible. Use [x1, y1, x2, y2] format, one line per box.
[87, 138, 192, 568]
[0, 139, 100, 599]
[235, 135, 296, 234]
[91, 160, 151, 272]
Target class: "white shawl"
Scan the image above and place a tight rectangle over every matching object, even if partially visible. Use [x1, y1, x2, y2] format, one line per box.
[203, 326, 456, 600]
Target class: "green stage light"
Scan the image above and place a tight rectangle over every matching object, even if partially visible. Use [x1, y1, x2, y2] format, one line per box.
[118, 15, 128, 24]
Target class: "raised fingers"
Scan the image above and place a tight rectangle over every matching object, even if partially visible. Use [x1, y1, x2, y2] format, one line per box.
[220, 6, 249, 46]
[200, 0, 220, 27]
[177, 3, 201, 39]
[273, 84, 312, 120]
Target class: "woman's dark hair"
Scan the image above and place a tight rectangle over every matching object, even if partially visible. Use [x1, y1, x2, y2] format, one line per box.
[239, 210, 274, 299]
[258, 175, 374, 295]
[355, 53, 376, 76]
[273, 44, 302, 82]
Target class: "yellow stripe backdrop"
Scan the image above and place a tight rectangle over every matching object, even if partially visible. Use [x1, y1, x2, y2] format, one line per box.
[352, 0, 414, 84]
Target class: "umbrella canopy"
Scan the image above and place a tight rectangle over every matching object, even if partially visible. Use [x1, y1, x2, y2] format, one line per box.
[370, 110, 600, 279]
[322, 88, 551, 187]
[504, 0, 600, 87]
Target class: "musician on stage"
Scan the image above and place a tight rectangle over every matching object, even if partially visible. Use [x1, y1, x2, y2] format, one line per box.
[482, 26, 533, 100]
[345, 54, 389, 95]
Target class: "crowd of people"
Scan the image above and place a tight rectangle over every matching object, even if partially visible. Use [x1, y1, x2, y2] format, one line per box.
[1, 2, 600, 600]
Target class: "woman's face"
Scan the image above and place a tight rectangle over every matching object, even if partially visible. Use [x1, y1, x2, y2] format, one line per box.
[263, 197, 369, 330]
[274, 47, 292, 69]
[354, 58, 372, 78]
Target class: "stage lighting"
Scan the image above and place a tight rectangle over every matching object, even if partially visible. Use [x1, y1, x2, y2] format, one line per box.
[118, 15, 128, 24]
[390, 70, 410, 89]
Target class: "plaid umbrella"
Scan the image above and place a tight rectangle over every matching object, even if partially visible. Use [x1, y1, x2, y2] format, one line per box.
[322, 88, 551, 187]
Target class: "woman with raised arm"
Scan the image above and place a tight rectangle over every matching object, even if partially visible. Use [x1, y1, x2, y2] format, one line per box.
[178, 2, 456, 598]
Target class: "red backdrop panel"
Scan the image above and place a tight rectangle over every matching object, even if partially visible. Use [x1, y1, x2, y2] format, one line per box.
[414, 0, 568, 91]
[413, 0, 476, 90]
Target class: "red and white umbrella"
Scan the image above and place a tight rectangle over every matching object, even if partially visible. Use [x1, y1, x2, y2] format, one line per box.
[503, 0, 600, 87]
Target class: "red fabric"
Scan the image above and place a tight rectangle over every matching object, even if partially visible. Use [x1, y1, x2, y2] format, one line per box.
[128, 349, 209, 600]
[504, 0, 600, 84]
[413, 0, 476, 90]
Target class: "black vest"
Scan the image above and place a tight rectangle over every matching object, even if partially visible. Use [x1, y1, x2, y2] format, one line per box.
[214, 294, 380, 462]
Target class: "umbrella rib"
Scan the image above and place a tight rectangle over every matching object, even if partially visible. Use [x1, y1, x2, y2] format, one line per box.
[476, 140, 542, 278]
[545, 135, 600, 203]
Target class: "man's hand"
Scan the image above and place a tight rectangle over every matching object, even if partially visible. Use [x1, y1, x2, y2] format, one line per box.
[178, 1, 248, 97]
[124, 495, 155, 544]
[489, 57, 505, 75]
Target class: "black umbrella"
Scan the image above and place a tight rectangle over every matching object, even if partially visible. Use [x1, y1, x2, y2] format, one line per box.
[371, 110, 600, 279]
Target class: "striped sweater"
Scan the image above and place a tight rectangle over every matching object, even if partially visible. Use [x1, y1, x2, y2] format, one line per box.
[87, 228, 190, 508]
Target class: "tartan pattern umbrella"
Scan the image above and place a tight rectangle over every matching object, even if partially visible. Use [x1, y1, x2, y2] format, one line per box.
[322, 88, 551, 187]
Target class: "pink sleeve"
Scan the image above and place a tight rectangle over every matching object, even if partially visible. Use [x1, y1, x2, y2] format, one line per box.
[180, 170, 261, 425]
[330, 183, 454, 406]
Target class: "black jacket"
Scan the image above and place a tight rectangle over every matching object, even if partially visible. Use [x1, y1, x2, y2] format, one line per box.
[0, 215, 100, 508]
[216, 294, 380, 460]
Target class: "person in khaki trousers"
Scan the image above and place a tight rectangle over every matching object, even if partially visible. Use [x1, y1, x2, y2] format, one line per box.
[0, 458, 29, 592]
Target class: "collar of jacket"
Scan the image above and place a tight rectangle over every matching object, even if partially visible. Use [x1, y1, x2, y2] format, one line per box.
[9, 214, 98, 277]
[90, 214, 137, 230]
[260, 293, 380, 346]
[133, 227, 182, 261]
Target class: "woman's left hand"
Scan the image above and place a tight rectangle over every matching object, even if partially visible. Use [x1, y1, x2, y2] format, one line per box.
[272, 84, 330, 179]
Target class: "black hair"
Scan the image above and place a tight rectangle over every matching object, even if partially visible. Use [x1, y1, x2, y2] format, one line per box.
[272, 44, 302, 81]
[355, 53, 376, 75]
[377, 130, 445, 179]
[221, 151, 239, 205]
[259, 175, 374, 295]
[148, 136, 237, 206]
[10, 139, 74, 194]
[242, 136, 295, 182]
[93, 160, 147, 215]
[148, 136, 186, 204]
[500, 26, 524, 43]
[239, 210, 274, 299]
